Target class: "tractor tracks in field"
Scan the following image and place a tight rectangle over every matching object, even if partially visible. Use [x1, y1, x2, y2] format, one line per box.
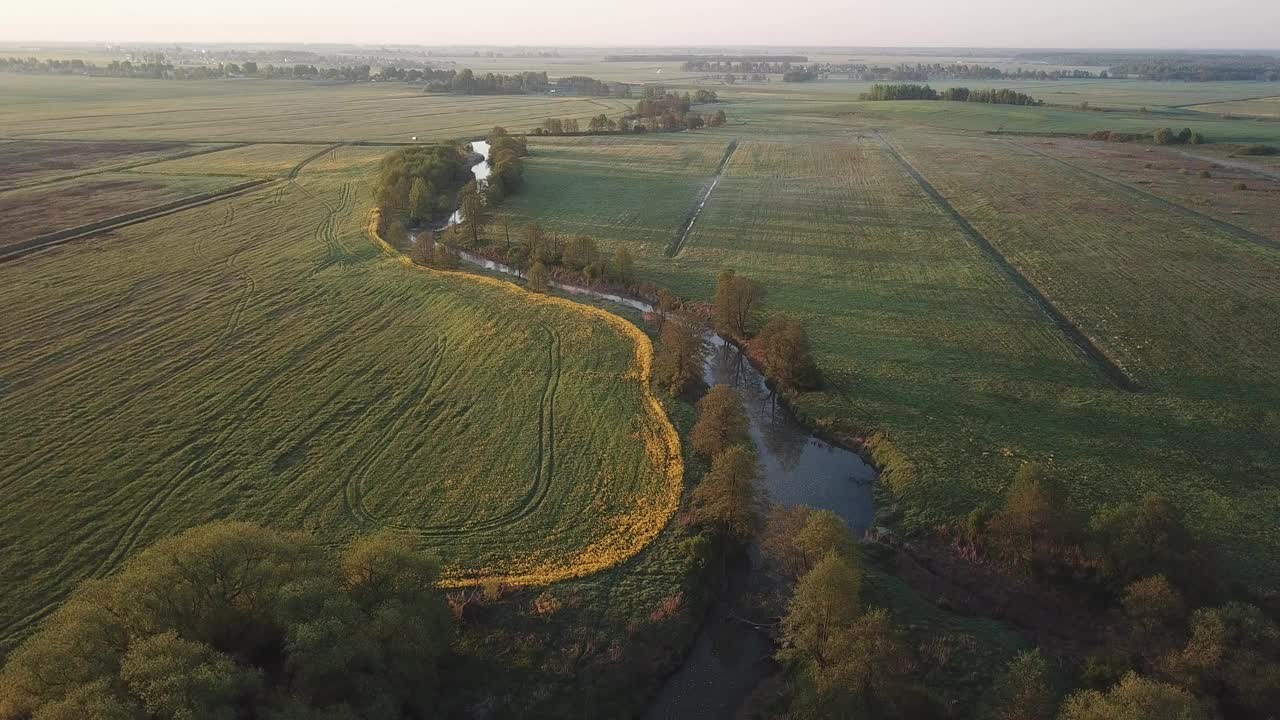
[872, 131, 1142, 392]
[343, 328, 562, 537]
[1012, 141, 1280, 254]
[314, 182, 356, 265]
[666, 138, 738, 257]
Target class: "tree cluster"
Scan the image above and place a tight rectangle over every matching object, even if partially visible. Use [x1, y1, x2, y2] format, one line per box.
[424, 68, 548, 94]
[1088, 127, 1206, 145]
[712, 269, 820, 392]
[862, 84, 1043, 106]
[959, 461, 1280, 719]
[854, 62, 1106, 82]
[0, 522, 452, 720]
[484, 127, 529, 204]
[374, 144, 472, 225]
[687, 386, 762, 548]
[768, 509, 930, 718]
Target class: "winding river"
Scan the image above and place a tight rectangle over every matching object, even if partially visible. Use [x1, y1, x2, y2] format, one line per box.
[434, 141, 878, 719]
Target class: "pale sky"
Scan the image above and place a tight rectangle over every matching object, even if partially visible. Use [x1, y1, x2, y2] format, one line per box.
[4, 0, 1278, 49]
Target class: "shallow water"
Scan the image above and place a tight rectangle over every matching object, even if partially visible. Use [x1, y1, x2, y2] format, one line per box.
[446, 139, 491, 226]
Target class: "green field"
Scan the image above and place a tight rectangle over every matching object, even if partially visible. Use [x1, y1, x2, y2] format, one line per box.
[497, 98, 1280, 589]
[0, 146, 680, 650]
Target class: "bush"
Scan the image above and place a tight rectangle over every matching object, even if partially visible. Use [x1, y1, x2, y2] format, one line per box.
[1234, 182, 1249, 191]
[1198, 170, 1211, 179]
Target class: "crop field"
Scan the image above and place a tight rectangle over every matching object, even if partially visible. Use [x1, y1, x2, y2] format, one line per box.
[0, 170, 244, 250]
[0, 147, 681, 650]
[0, 74, 634, 142]
[0, 138, 198, 189]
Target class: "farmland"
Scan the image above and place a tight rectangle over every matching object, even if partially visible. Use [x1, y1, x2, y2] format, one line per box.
[499, 101, 1280, 588]
[0, 74, 634, 143]
[3, 56, 1280, 717]
[0, 171, 243, 250]
[0, 138, 197, 189]
[0, 145, 681, 651]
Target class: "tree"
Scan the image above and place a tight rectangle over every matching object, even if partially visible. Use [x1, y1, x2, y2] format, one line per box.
[411, 235, 435, 266]
[408, 177, 435, 224]
[0, 523, 451, 719]
[653, 319, 705, 396]
[690, 445, 760, 542]
[564, 234, 599, 271]
[520, 222, 545, 264]
[754, 313, 820, 389]
[988, 463, 1076, 574]
[985, 649, 1055, 720]
[1058, 673, 1209, 720]
[655, 288, 678, 329]
[690, 384, 750, 459]
[1161, 602, 1280, 714]
[527, 260, 549, 293]
[712, 269, 765, 339]
[1090, 494, 1205, 594]
[782, 551, 863, 671]
[1120, 576, 1187, 668]
[459, 180, 487, 247]
[762, 506, 857, 580]
[613, 245, 634, 284]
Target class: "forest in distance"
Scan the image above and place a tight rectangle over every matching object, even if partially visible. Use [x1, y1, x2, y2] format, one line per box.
[2, 28, 1280, 720]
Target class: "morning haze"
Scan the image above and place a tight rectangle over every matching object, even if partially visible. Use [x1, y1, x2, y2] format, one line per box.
[3, 0, 1278, 47]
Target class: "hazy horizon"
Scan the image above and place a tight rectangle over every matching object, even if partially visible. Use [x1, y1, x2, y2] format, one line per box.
[4, 0, 1277, 50]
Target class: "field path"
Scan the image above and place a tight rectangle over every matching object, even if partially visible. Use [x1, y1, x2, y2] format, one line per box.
[873, 131, 1141, 391]
[667, 138, 738, 257]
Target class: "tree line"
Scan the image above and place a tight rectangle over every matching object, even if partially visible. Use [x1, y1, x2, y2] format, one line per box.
[855, 62, 1108, 82]
[861, 84, 1044, 106]
[1088, 127, 1207, 145]
[0, 56, 375, 82]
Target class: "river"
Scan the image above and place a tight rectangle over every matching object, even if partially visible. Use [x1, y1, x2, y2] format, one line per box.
[437, 142, 878, 719]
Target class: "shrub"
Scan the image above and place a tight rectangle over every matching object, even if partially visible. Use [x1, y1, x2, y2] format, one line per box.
[1234, 182, 1248, 191]
[1198, 170, 1211, 179]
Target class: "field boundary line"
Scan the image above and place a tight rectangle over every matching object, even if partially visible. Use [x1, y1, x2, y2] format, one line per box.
[368, 209, 684, 587]
[1013, 141, 1280, 253]
[0, 142, 255, 193]
[288, 142, 346, 179]
[667, 137, 738, 257]
[872, 131, 1142, 392]
[0, 179, 272, 264]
